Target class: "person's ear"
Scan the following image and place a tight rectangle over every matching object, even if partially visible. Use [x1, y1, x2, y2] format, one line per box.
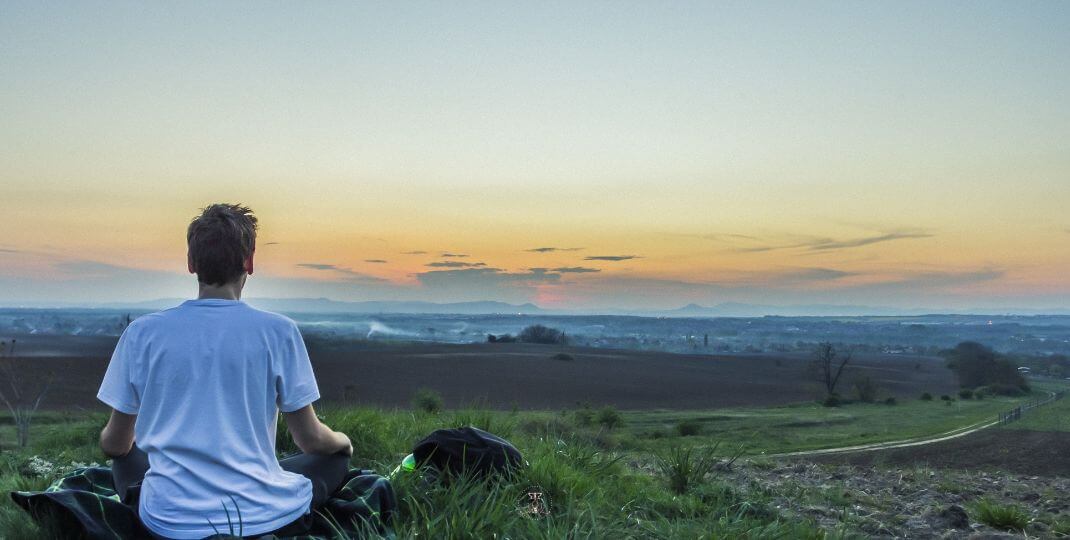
[244, 250, 255, 276]
[187, 253, 196, 274]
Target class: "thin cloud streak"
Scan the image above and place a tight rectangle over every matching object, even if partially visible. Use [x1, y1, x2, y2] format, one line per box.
[529, 266, 601, 274]
[807, 232, 933, 251]
[525, 247, 585, 253]
[425, 261, 487, 268]
[295, 263, 388, 283]
[584, 255, 641, 261]
[727, 231, 933, 253]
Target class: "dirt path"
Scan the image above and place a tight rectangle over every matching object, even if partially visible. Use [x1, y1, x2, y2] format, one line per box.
[773, 391, 1059, 459]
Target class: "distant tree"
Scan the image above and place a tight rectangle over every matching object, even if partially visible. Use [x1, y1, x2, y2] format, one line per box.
[812, 342, 852, 398]
[519, 325, 565, 345]
[944, 341, 1027, 390]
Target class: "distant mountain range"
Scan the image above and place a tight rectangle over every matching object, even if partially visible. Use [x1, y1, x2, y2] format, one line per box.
[3, 297, 1068, 317]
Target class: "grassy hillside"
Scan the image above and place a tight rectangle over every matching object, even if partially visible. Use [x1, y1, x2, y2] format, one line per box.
[1001, 380, 1070, 432]
[0, 386, 1057, 539]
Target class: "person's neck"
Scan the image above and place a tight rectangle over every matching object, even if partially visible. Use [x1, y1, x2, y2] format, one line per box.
[197, 280, 244, 300]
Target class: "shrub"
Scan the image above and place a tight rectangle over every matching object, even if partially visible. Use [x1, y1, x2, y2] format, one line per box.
[573, 404, 599, 425]
[972, 498, 1029, 531]
[518, 416, 573, 437]
[884, 397, 897, 406]
[594, 406, 623, 430]
[654, 445, 719, 494]
[822, 393, 842, 407]
[487, 333, 516, 343]
[412, 388, 443, 414]
[940, 395, 952, 401]
[551, 353, 574, 361]
[977, 384, 1027, 397]
[676, 419, 702, 437]
[518, 324, 566, 345]
[920, 392, 933, 401]
[958, 389, 974, 400]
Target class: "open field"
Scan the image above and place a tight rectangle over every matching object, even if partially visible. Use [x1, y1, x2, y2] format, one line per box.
[805, 381, 1070, 477]
[3, 338, 957, 411]
[2, 337, 1064, 537]
[1, 385, 1065, 539]
[617, 394, 1027, 456]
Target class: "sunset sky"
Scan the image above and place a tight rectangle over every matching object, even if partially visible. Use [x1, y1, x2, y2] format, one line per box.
[2, 2, 1068, 312]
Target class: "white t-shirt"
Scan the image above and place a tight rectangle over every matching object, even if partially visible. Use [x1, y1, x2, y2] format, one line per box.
[97, 298, 320, 539]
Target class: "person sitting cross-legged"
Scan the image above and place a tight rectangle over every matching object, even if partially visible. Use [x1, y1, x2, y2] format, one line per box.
[97, 203, 353, 539]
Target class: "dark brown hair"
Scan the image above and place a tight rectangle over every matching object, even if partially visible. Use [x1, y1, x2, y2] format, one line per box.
[186, 203, 258, 286]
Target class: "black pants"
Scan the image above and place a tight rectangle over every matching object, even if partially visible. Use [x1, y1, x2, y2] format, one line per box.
[112, 446, 350, 538]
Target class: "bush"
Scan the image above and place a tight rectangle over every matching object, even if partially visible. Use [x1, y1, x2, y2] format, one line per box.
[551, 353, 574, 361]
[676, 419, 702, 437]
[654, 445, 719, 494]
[487, 333, 516, 343]
[958, 389, 974, 400]
[972, 498, 1029, 531]
[594, 406, 623, 430]
[920, 392, 933, 401]
[412, 388, 443, 414]
[519, 416, 573, 437]
[940, 395, 952, 401]
[519, 324, 566, 345]
[977, 384, 1027, 397]
[822, 393, 842, 407]
[573, 407, 595, 426]
[884, 397, 897, 406]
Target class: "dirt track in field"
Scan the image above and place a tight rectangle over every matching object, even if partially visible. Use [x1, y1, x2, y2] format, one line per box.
[0, 335, 957, 411]
[805, 428, 1070, 477]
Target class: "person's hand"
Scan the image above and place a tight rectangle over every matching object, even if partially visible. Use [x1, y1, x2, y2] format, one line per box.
[339, 433, 353, 457]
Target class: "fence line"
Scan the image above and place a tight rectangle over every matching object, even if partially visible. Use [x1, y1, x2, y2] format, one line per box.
[998, 390, 1063, 425]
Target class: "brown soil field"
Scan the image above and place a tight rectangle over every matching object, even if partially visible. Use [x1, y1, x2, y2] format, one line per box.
[1, 335, 956, 411]
[807, 429, 1070, 477]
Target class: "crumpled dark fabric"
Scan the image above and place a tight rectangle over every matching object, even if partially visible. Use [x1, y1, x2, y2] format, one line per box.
[10, 466, 396, 540]
[413, 427, 523, 480]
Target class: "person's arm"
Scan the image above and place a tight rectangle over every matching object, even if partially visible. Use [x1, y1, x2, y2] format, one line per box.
[97, 322, 142, 458]
[100, 409, 137, 458]
[283, 404, 352, 456]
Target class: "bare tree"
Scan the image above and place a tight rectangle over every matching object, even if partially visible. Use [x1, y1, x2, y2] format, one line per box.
[812, 342, 852, 397]
[0, 341, 53, 447]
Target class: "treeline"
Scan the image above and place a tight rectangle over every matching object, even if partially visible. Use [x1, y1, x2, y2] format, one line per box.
[488, 324, 567, 345]
[943, 341, 1029, 395]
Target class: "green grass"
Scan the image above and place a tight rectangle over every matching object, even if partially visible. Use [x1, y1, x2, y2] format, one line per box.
[622, 392, 1030, 456]
[970, 498, 1030, 532]
[0, 406, 832, 539]
[0, 385, 1061, 538]
[1000, 380, 1070, 432]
